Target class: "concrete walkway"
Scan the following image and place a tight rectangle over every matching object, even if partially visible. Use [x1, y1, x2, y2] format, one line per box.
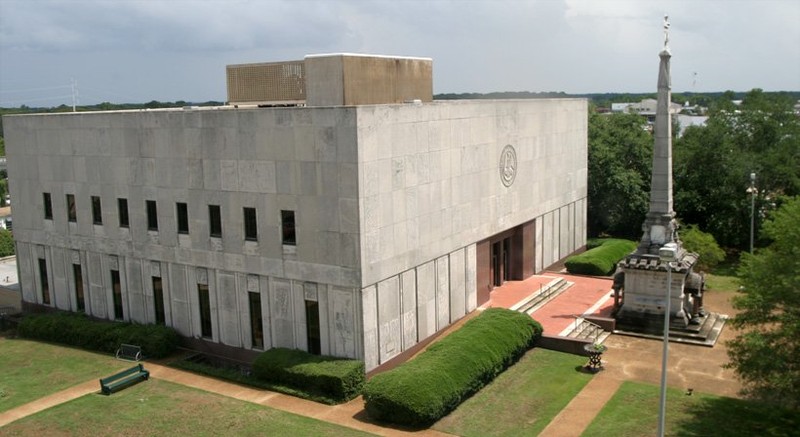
[0, 379, 99, 427]
[0, 361, 451, 436]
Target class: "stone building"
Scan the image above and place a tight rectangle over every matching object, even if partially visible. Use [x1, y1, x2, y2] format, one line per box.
[4, 54, 587, 370]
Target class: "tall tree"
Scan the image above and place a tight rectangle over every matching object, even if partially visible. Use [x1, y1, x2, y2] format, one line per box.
[587, 111, 652, 238]
[674, 89, 800, 249]
[726, 196, 800, 409]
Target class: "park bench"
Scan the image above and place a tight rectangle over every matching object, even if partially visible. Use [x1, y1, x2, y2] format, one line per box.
[100, 363, 149, 395]
[116, 343, 143, 361]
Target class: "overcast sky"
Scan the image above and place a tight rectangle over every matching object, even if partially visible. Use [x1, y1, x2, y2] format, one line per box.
[1, 0, 798, 107]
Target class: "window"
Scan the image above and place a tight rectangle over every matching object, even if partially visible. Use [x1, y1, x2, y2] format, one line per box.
[73, 264, 85, 312]
[43, 193, 53, 220]
[305, 300, 321, 355]
[118, 198, 129, 228]
[91, 196, 102, 225]
[249, 292, 264, 349]
[111, 269, 123, 320]
[153, 276, 165, 325]
[198, 284, 212, 338]
[66, 194, 76, 222]
[146, 200, 158, 231]
[244, 207, 258, 241]
[39, 258, 50, 305]
[281, 210, 296, 246]
[209, 205, 222, 238]
[176, 202, 189, 234]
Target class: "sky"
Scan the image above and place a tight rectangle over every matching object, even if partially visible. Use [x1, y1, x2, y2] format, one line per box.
[1, 0, 798, 107]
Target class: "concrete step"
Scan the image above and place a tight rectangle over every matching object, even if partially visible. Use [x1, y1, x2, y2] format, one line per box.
[510, 278, 574, 315]
[565, 318, 610, 344]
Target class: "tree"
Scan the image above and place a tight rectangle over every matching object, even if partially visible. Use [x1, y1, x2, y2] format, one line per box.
[726, 196, 800, 409]
[679, 224, 724, 270]
[587, 110, 652, 238]
[674, 89, 800, 250]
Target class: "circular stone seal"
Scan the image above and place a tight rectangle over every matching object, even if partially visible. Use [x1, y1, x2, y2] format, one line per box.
[499, 145, 517, 187]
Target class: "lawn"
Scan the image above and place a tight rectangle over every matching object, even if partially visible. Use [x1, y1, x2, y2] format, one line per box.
[433, 348, 593, 436]
[0, 337, 129, 412]
[582, 381, 799, 437]
[1, 378, 374, 437]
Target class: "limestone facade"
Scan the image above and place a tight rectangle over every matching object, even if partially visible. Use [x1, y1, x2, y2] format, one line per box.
[5, 97, 587, 370]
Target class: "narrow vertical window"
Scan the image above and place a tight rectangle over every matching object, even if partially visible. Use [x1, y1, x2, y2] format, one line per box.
[146, 200, 158, 231]
[91, 196, 102, 225]
[66, 194, 76, 222]
[153, 276, 165, 325]
[39, 258, 50, 305]
[198, 284, 212, 338]
[209, 205, 222, 238]
[73, 264, 85, 312]
[43, 193, 53, 220]
[243, 207, 258, 241]
[249, 292, 264, 349]
[176, 202, 189, 234]
[118, 198, 129, 228]
[111, 269, 123, 320]
[281, 210, 296, 245]
[305, 300, 321, 355]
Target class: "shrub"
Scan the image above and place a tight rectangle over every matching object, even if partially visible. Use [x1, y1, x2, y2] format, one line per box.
[17, 312, 179, 358]
[253, 348, 365, 403]
[363, 308, 542, 426]
[565, 238, 636, 275]
[680, 224, 725, 270]
[0, 229, 14, 257]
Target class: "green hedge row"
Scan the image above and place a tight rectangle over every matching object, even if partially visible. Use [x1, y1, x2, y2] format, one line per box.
[363, 308, 542, 426]
[17, 312, 180, 358]
[253, 348, 365, 403]
[565, 238, 636, 276]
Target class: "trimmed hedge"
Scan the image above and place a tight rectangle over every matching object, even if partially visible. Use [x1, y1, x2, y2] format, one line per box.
[17, 312, 179, 358]
[565, 238, 636, 276]
[363, 308, 542, 426]
[253, 348, 365, 403]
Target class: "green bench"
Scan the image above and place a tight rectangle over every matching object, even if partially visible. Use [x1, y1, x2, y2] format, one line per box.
[100, 363, 149, 395]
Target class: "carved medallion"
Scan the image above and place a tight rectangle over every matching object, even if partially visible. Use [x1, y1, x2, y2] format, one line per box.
[499, 145, 517, 187]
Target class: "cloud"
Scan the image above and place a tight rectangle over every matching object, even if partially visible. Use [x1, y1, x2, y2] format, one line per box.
[0, 0, 798, 106]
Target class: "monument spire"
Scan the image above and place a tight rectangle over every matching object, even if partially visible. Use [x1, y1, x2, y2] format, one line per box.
[637, 15, 677, 255]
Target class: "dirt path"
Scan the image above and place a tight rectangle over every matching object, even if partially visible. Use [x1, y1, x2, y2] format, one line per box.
[0, 379, 99, 427]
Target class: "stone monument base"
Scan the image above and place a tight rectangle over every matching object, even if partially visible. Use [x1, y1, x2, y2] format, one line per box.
[613, 311, 728, 346]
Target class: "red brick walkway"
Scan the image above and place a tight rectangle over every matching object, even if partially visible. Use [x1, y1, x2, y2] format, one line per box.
[482, 272, 615, 335]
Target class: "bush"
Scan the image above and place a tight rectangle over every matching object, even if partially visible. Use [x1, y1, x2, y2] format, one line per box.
[253, 348, 365, 403]
[0, 229, 14, 257]
[680, 224, 725, 270]
[565, 238, 636, 275]
[17, 312, 179, 358]
[363, 308, 542, 426]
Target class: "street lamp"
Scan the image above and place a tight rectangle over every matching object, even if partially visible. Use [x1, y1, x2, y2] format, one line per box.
[657, 242, 678, 437]
[746, 172, 756, 254]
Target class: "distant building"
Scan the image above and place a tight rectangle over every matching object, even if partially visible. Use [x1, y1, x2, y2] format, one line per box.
[4, 53, 588, 370]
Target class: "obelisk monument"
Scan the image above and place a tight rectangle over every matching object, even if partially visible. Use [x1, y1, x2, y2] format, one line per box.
[614, 16, 702, 332]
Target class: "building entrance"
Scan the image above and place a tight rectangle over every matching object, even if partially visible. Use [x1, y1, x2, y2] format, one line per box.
[477, 219, 536, 306]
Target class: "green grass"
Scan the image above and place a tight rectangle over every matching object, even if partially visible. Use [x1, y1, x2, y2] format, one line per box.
[433, 348, 593, 436]
[582, 381, 799, 437]
[1, 378, 374, 437]
[0, 337, 129, 412]
[704, 272, 739, 293]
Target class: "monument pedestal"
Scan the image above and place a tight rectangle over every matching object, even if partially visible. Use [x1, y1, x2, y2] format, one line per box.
[613, 251, 726, 345]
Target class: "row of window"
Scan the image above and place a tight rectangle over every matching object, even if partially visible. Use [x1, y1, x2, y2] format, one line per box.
[37, 256, 264, 348]
[37, 254, 325, 353]
[42, 193, 296, 245]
